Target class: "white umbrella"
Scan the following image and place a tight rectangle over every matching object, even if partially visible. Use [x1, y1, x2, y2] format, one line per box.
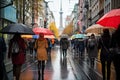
[85, 24, 115, 34]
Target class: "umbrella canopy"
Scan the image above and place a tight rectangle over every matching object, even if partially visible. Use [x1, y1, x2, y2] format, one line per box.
[44, 35, 55, 38]
[74, 34, 85, 38]
[85, 33, 100, 36]
[71, 34, 85, 39]
[85, 24, 115, 34]
[96, 9, 120, 29]
[33, 27, 53, 35]
[21, 34, 55, 39]
[60, 34, 69, 38]
[0, 23, 34, 34]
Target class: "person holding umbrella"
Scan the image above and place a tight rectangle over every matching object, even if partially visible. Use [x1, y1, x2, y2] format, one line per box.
[60, 38, 69, 57]
[87, 34, 98, 67]
[98, 29, 112, 80]
[111, 24, 120, 80]
[34, 33, 48, 80]
[8, 34, 27, 80]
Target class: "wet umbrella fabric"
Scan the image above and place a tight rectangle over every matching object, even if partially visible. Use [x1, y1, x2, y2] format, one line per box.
[33, 27, 53, 35]
[0, 23, 34, 34]
[96, 9, 120, 29]
[85, 24, 115, 34]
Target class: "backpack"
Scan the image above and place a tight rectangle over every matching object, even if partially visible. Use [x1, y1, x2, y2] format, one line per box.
[89, 39, 95, 49]
[11, 41, 20, 54]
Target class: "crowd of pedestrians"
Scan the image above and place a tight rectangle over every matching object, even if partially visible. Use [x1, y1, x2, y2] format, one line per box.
[0, 25, 120, 80]
[69, 24, 120, 80]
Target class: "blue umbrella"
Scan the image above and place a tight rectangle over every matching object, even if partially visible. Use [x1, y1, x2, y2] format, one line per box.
[75, 34, 85, 38]
[32, 35, 39, 39]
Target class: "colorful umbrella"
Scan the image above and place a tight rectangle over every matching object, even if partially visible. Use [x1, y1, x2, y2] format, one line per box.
[75, 34, 85, 38]
[85, 24, 115, 34]
[71, 34, 85, 39]
[96, 9, 120, 29]
[33, 27, 53, 35]
[44, 35, 55, 38]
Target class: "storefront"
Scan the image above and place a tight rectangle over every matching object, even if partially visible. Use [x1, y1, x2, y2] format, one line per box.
[0, 4, 17, 72]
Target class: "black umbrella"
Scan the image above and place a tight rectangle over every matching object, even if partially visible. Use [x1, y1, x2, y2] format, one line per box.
[0, 23, 34, 35]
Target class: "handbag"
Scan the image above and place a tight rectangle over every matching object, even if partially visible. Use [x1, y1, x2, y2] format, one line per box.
[101, 39, 113, 59]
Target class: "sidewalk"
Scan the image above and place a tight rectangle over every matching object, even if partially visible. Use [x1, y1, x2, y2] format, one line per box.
[7, 51, 35, 80]
[68, 48, 116, 80]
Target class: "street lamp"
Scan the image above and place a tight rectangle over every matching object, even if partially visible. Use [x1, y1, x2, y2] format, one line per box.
[44, 1, 53, 28]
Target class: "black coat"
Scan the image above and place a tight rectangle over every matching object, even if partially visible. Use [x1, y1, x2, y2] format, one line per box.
[98, 35, 111, 61]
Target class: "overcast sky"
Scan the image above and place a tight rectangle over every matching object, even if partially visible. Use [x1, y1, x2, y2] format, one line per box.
[45, 0, 78, 28]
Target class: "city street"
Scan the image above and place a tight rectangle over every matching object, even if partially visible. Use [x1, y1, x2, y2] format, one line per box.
[7, 45, 116, 80]
[1, 0, 119, 80]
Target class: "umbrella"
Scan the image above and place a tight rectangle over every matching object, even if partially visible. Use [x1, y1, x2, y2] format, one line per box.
[44, 35, 55, 38]
[74, 34, 85, 38]
[96, 9, 120, 29]
[60, 34, 69, 38]
[21, 35, 33, 38]
[0, 23, 34, 34]
[71, 34, 85, 39]
[33, 27, 53, 35]
[85, 33, 100, 36]
[85, 24, 115, 34]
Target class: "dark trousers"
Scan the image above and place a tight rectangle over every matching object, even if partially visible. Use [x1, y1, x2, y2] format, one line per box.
[101, 60, 111, 80]
[113, 54, 120, 80]
[62, 49, 67, 57]
[38, 60, 45, 80]
[13, 64, 22, 80]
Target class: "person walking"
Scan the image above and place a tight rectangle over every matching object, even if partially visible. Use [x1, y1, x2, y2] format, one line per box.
[60, 38, 69, 57]
[98, 29, 112, 80]
[34, 33, 48, 80]
[46, 38, 52, 55]
[111, 24, 120, 80]
[8, 34, 26, 80]
[77, 38, 85, 57]
[0, 36, 8, 80]
[29, 39, 35, 57]
[87, 34, 98, 67]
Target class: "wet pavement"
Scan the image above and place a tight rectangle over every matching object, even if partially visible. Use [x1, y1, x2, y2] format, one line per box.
[7, 45, 116, 80]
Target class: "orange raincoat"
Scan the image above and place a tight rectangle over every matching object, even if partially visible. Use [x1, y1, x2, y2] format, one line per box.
[34, 38, 48, 60]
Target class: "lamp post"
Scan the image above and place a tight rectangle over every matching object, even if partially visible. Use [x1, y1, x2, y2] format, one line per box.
[44, 1, 53, 28]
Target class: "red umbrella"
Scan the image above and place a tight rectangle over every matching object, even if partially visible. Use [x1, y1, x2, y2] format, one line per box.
[33, 27, 53, 35]
[96, 9, 120, 29]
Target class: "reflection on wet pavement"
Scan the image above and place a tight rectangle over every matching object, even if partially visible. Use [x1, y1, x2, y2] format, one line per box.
[8, 45, 116, 80]
[20, 46, 76, 80]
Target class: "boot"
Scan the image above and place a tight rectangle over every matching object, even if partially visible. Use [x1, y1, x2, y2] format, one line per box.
[41, 63, 45, 80]
[38, 70, 41, 80]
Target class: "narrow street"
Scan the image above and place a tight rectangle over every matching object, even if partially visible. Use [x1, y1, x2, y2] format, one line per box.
[7, 45, 116, 80]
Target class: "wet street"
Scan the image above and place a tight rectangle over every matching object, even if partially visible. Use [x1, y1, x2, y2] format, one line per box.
[7, 45, 116, 80]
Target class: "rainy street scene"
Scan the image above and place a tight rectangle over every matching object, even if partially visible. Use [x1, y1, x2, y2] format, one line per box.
[0, 0, 120, 80]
